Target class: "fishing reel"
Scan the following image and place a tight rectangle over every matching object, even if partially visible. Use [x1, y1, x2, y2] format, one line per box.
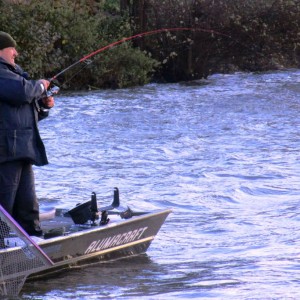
[46, 85, 60, 97]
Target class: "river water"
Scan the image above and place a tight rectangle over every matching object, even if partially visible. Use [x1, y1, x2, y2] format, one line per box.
[21, 69, 300, 299]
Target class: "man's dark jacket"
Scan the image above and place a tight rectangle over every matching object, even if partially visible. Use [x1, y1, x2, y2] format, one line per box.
[0, 57, 49, 166]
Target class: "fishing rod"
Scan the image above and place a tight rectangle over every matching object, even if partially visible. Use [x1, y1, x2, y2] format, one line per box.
[47, 27, 231, 95]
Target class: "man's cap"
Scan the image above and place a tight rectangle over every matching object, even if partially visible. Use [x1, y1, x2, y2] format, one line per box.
[0, 31, 17, 50]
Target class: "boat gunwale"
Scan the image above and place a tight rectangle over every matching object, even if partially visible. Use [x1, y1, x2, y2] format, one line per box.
[0, 208, 171, 254]
[38, 208, 172, 245]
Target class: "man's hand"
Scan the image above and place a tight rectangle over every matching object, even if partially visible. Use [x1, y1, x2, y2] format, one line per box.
[39, 79, 50, 91]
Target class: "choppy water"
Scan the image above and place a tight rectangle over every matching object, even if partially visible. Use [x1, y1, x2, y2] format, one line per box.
[21, 69, 300, 299]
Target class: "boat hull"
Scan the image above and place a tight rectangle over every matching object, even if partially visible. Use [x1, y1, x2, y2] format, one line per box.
[29, 208, 171, 278]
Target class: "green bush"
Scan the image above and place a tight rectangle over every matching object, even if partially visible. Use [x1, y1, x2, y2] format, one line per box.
[131, 0, 300, 80]
[0, 0, 158, 89]
[1, 0, 299, 87]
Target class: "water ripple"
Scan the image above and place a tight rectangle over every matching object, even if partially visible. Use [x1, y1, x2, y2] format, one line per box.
[25, 69, 300, 299]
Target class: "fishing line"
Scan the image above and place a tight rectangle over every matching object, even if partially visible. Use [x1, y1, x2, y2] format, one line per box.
[61, 59, 93, 88]
[48, 27, 232, 92]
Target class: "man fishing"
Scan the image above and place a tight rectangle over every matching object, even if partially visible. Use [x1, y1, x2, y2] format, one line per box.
[0, 31, 54, 236]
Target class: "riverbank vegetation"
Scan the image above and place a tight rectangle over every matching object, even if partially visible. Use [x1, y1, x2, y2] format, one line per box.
[0, 0, 299, 89]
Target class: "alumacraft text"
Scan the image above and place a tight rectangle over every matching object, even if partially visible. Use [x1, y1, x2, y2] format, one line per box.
[85, 226, 148, 254]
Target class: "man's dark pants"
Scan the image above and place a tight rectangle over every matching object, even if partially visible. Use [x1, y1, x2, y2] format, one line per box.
[0, 160, 41, 235]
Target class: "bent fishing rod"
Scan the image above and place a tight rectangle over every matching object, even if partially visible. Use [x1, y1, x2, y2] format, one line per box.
[47, 27, 231, 96]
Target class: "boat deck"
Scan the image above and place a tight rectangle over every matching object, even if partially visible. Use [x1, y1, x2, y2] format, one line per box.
[40, 208, 122, 239]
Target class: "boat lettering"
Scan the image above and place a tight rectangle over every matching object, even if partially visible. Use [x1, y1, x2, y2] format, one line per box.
[85, 226, 148, 254]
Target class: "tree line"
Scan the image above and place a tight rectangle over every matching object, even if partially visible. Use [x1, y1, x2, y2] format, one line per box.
[1, 0, 299, 89]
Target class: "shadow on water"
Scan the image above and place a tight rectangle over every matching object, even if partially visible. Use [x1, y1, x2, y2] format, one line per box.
[21, 254, 244, 300]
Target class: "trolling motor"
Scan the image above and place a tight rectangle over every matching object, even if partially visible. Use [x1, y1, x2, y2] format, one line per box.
[67, 188, 137, 226]
[90, 192, 99, 226]
[90, 192, 110, 226]
[67, 191, 111, 226]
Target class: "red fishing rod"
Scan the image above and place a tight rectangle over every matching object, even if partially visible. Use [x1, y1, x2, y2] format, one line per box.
[47, 27, 230, 94]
